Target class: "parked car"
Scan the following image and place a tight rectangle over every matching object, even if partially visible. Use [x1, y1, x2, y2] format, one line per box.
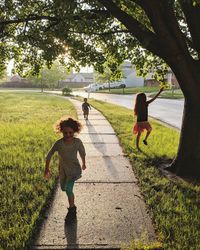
[83, 83, 102, 92]
[101, 82, 126, 89]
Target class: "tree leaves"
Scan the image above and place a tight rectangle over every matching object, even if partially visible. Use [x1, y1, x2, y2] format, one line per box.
[0, 0, 198, 81]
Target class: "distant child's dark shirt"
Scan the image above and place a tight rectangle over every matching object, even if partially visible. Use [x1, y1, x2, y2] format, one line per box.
[82, 102, 91, 111]
[137, 103, 148, 122]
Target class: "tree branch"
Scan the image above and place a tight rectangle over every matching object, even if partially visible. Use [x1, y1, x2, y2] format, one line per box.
[69, 28, 129, 36]
[179, 0, 200, 57]
[0, 15, 59, 26]
[97, 0, 164, 58]
[131, 0, 194, 63]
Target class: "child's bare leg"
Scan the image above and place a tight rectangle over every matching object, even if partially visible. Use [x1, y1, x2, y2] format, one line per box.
[85, 111, 88, 120]
[144, 130, 151, 141]
[136, 132, 141, 150]
[143, 129, 152, 145]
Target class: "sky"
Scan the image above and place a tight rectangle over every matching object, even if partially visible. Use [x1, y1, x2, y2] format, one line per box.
[76, 66, 93, 73]
[7, 60, 93, 76]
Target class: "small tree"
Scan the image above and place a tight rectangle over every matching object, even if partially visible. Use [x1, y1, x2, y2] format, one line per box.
[28, 61, 69, 90]
[62, 87, 72, 96]
[95, 62, 123, 92]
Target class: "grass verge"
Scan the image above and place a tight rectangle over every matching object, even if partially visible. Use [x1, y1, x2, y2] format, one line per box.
[95, 86, 184, 100]
[0, 92, 77, 249]
[156, 89, 183, 99]
[87, 98, 200, 250]
[97, 86, 160, 95]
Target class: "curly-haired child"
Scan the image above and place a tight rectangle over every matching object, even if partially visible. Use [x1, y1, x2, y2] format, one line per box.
[44, 117, 86, 223]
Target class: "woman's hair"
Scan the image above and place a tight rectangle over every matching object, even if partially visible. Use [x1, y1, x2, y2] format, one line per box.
[134, 93, 147, 115]
[55, 117, 82, 134]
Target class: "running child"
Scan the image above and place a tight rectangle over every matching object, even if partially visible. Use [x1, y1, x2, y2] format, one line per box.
[133, 87, 164, 151]
[82, 98, 91, 120]
[44, 117, 86, 223]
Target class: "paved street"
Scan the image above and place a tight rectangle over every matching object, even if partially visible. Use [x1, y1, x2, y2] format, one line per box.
[73, 90, 184, 130]
[1, 88, 183, 129]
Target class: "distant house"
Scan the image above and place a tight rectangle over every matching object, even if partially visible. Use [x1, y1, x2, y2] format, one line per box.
[0, 74, 31, 88]
[144, 69, 179, 88]
[102, 61, 144, 88]
[166, 70, 179, 88]
[9, 74, 24, 82]
[59, 72, 94, 88]
[113, 62, 180, 88]
[122, 61, 144, 87]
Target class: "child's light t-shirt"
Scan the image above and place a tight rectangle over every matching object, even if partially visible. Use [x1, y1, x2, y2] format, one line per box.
[46, 137, 86, 180]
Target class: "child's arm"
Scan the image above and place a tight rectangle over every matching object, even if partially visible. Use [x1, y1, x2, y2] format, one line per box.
[147, 87, 164, 104]
[78, 139, 86, 170]
[80, 155, 86, 170]
[44, 143, 57, 179]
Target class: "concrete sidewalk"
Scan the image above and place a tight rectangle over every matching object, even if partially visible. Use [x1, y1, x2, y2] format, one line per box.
[32, 98, 156, 249]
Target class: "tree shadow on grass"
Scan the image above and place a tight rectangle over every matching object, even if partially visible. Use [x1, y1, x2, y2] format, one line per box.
[142, 154, 200, 185]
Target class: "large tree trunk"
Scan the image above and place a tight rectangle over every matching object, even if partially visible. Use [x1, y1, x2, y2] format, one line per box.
[170, 100, 200, 178]
[100, 0, 200, 178]
[162, 47, 200, 179]
[167, 58, 200, 178]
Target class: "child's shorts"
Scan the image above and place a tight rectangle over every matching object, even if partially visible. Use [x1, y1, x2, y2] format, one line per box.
[83, 110, 89, 115]
[133, 121, 152, 134]
[59, 166, 82, 191]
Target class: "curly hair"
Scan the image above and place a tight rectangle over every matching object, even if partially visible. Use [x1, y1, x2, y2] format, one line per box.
[55, 117, 82, 134]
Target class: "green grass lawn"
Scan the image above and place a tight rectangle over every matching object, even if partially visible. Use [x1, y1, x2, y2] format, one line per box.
[95, 86, 184, 99]
[0, 92, 77, 249]
[1, 92, 198, 249]
[97, 86, 160, 95]
[87, 98, 200, 250]
[159, 89, 184, 99]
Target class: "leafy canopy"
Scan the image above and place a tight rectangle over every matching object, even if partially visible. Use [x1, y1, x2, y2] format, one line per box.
[1, 0, 200, 80]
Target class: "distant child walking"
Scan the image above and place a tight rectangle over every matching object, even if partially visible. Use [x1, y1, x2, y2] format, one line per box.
[133, 87, 164, 151]
[82, 98, 91, 120]
[44, 117, 86, 223]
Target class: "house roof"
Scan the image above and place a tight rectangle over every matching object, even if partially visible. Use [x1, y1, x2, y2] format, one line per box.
[66, 72, 94, 80]
[9, 74, 25, 82]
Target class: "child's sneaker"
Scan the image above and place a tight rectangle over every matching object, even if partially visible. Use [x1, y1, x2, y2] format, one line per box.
[143, 139, 148, 145]
[65, 206, 77, 223]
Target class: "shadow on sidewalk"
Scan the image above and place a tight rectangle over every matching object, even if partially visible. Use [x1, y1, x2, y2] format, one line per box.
[64, 218, 78, 248]
[85, 120, 119, 179]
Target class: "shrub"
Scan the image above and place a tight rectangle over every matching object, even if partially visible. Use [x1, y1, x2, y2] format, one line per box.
[62, 87, 72, 96]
